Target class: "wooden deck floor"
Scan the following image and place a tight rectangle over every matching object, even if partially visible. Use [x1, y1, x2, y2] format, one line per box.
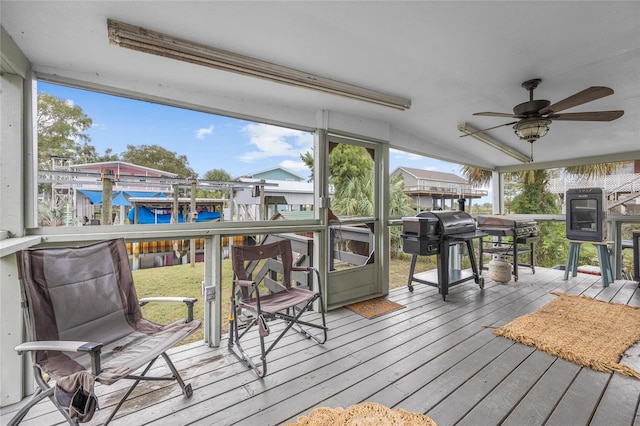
[3, 267, 640, 426]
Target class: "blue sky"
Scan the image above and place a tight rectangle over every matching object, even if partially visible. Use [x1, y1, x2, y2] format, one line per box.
[39, 81, 467, 182]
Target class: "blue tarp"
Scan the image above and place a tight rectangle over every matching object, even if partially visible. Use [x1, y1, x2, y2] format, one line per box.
[77, 190, 165, 206]
[124, 191, 166, 199]
[128, 206, 222, 224]
[77, 190, 104, 205]
[128, 206, 179, 224]
[196, 211, 222, 222]
[112, 192, 131, 207]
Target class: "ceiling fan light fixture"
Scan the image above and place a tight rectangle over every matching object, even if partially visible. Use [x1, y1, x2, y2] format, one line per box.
[514, 118, 551, 143]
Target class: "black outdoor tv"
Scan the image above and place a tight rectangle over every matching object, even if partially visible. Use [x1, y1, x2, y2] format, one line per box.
[565, 188, 606, 242]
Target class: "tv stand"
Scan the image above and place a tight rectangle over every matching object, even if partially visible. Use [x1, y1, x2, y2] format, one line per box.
[564, 239, 614, 287]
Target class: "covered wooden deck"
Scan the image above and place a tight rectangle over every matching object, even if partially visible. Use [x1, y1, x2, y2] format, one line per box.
[3, 267, 640, 426]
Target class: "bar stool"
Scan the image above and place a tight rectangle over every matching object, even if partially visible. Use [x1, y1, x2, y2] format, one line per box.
[564, 240, 614, 287]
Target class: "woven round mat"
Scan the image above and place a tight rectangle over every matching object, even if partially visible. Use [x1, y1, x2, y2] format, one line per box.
[286, 401, 437, 426]
[494, 292, 640, 378]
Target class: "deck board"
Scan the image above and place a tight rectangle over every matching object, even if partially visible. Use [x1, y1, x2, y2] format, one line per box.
[545, 368, 610, 425]
[2, 267, 640, 426]
[501, 358, 581, 426]
[455, 349, 557, 426]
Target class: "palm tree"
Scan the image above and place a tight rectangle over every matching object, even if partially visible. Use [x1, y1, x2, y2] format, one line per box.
[332, 175, 373, 216]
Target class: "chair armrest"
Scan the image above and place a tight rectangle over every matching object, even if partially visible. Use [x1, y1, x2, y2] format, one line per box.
[236, 279, 256, 288]
[139, 297, 198, 323]
[15, 340, 103, 354]
[15, 341, 104, 375]
[291, 266, 322, 295]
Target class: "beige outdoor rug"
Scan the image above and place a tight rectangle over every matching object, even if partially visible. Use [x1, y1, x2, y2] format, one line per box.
[494, 292, 640, 378]
[346, 297, 405, 319]
[286, 401, 437, 425]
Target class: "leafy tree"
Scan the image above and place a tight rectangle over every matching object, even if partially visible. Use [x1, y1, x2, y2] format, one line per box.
[332, 174, 373, 216]
[389, 173, 414, 218]
[203, 168, 232, 182]
[197, 168, 232, 198]
[96, 148, 120, 163]
[37, 93, 93, 169]
[300, 152, 314, 181]
[329, 145, 373, 194]
[301, 145, 374, 189]
[536, 222, 569, 267]
[510, 170, 559, 214]
[303, 144, 375, 213]
[120, 144, 196, 178]
[37, 199, 70, 227]
[388, 174, 414, 258]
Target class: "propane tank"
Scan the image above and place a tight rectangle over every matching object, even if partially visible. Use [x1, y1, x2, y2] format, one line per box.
[489, 254, 511, 284]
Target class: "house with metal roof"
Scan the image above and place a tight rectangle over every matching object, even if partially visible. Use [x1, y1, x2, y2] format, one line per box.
[233, 168, 317, 221]
[236, 166, 307, 182]
[391, 166, 488, 211]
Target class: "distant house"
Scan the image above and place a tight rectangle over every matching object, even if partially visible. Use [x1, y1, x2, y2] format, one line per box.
[390, 166, 488, 211]
[233, 167, 315, 221]
[236, 166, 307, 182]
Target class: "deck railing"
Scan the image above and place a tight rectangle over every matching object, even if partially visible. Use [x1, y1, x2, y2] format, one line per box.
[549, 173, 640, 196]
[404, 185, 488, 197]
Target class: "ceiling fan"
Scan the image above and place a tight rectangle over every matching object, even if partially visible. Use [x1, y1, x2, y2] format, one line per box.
[461, 78, 624, 151]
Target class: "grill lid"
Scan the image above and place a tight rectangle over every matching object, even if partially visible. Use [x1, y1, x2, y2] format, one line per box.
[417, 210, 476, 236]
[476, 215, 537, 228]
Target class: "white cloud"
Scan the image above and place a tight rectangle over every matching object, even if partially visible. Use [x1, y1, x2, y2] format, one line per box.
[239, 123, 313, 162]
[196, 124, 214, 140]
[279, 159, 309, 172]
[390, 148, 423, 162]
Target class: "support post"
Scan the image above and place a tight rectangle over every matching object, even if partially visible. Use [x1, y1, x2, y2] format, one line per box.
[190, 180, 196, 267]
[102, 169, 113, 225]
[203, 235, 222, 347]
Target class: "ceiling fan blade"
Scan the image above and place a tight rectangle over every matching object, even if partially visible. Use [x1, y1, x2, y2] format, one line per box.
[548, 110, 624, 121]
[473, 112, 518, 118]
[539, 86, 614, 114]
[459, 121, 518, 137]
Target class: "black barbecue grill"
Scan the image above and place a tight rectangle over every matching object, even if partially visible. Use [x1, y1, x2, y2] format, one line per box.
[401, 215, 439, 255]
[476, 215, 540, 281]
[402, 211, 486, 300]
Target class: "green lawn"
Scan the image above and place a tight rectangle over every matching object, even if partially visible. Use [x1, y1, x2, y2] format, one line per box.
[133, 260, 232, 345]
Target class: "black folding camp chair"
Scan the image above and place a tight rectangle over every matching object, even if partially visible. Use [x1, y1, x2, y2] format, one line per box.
[228, 239, 327, 377]
[9, 239, 201, 425]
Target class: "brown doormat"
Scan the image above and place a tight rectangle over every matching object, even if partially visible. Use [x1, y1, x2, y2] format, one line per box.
[494, 292, 640, 378]
[346, 297, 404, 319]
[285, 401, 437, 425]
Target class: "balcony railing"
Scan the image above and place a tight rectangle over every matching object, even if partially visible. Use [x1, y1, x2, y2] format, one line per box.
[404, 186, 488, 198]
[549, 173, 640, 195]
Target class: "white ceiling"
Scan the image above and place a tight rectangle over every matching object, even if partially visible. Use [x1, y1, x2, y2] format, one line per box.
[2, 1, 639, 171]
